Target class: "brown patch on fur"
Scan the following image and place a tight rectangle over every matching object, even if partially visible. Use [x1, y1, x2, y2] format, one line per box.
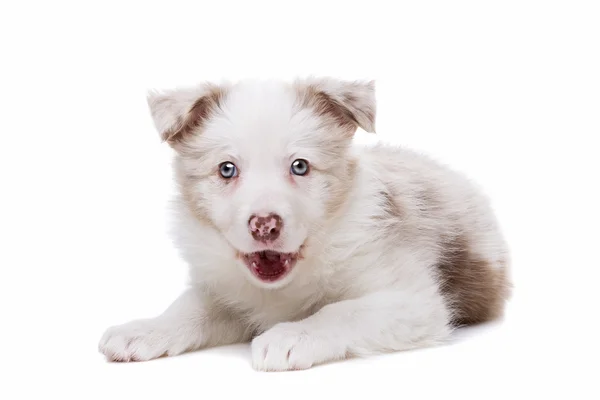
[415, 185, 443, 214]
[370, 187, 406, 246]
[173, 159, 216, 228]
[379, 189, 403, 220]
[165, 86, 225, 144]
[438, 236, 511, 327]
[324, 158, 358, 217]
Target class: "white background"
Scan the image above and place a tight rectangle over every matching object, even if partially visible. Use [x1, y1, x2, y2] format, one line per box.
[1, 1, 599, 399]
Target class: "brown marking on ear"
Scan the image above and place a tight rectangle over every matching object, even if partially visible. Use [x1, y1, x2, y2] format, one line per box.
[342, 90, 375, 126]
[342, 92, 357, 103]
[293, 78, 376, 133]
[437, 236, 512, 326]
[165, 86, 225, 144]
[300, 88, 358, 132]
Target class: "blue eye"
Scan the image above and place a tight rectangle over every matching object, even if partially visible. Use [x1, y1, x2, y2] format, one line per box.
[219, 162, 238, 178]
[291, 159, 309, 176]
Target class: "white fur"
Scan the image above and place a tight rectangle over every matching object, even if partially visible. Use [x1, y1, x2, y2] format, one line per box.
[99, 78, 509, 371]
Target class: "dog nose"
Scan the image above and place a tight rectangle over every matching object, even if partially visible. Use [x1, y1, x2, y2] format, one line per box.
[248, 213, 283, 242]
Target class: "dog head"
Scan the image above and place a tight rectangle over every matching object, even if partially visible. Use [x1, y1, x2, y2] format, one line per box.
[147, 77, 376, 288]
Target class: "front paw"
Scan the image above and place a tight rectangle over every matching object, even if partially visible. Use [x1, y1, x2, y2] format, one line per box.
[251, 322, 345, 371]
[98, 319, 192, 362]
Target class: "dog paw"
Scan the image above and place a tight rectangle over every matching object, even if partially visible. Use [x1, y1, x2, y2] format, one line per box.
[251, 322, 345, 371]
[98, 319, 190, 362]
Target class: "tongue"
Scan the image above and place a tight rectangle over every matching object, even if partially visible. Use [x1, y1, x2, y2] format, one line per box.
[256, 259, 284, 276]
[245, 251, 292, 280]
[254, 252, 286, 276]
[264, 251, 281, 262]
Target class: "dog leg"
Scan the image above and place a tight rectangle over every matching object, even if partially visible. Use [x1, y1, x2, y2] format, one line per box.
[251, 288, 452, 371]
[99, 288, 248, 362]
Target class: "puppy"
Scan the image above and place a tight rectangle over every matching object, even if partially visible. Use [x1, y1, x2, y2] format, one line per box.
[98, 77, 511, 371]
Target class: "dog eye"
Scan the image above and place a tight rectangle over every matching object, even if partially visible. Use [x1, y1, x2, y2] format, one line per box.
[219, 162, 238, 179]
[290, 159, 309, 176]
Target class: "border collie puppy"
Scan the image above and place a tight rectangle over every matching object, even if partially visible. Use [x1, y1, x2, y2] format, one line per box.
[99, 77, 511, 371]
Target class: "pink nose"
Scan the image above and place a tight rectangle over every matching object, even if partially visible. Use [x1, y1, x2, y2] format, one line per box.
[248, 213, 283, 242]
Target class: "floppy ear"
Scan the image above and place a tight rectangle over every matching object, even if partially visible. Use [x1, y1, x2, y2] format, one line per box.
[294, 77, 376, 133]
[146, 82, 227, 144]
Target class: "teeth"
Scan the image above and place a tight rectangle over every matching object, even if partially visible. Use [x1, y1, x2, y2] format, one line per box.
[252, 262, 258, 268]
[284, 259, 289, 266]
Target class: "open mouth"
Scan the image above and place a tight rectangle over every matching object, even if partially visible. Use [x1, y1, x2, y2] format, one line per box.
[240, 250, 299, 282]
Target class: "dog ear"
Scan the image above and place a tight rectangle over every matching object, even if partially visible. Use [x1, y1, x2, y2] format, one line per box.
[146, 83, 227, 144]
[294, 77, 376, 133]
